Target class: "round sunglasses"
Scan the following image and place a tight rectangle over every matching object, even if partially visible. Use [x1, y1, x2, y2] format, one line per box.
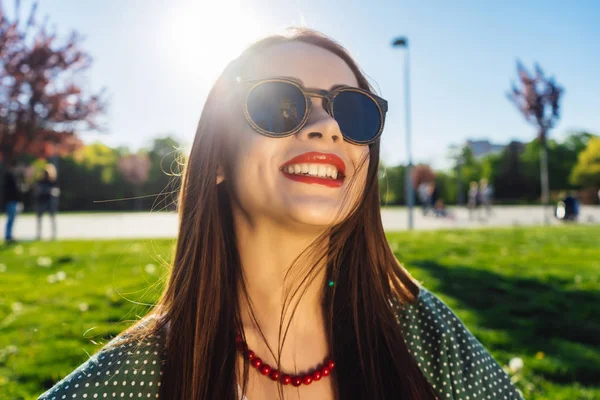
[241, 77, 388, 145]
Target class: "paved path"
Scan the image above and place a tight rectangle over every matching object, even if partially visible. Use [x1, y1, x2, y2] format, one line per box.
[3, 206, 599, 240]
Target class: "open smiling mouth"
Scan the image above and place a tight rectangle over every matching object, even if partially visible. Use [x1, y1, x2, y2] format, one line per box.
[280, 152, 347, 188]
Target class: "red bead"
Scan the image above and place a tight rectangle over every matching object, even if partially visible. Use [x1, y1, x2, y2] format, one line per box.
[269, 370, 280, 381]
[312, 370, 322, 381]
[302, 375, 313, 385]
[246, 350, 255, 361]
[321, 366, 331, 376]
[291, 377, 302, 387]
[327, 359, 336, 370]
[281, 374, 291, 385]
[251, 357, 262, 369]
[259, 364, 271, 375]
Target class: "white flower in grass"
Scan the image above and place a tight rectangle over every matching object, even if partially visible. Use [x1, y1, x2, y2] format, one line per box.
[509, 357, 524, 373]
[55, 271, 67, 281]
[11, 302, 23, 313]
[0, 263, 6, 272]
[14, 245, 23, 255]
[47, 274, 57, 284]
[78, 302, 89, 312]
[37, 256, 52, 267]
[144, 264, 157, 274]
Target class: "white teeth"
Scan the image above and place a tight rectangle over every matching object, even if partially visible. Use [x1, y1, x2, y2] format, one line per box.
[317, 165, 327, 177]
[283, 163, 341, 180]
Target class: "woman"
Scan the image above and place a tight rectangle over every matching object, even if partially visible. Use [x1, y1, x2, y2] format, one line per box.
[468, 181, 479, 220]
[39, 29, 522, 400]
[36, 163, 60, 240]
[3, 159, 21, 243]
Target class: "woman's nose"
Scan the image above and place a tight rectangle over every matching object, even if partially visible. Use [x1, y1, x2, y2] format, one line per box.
[296, 106, 341, 144]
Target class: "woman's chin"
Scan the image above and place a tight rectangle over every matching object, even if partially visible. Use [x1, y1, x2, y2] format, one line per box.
[284, 204, 348, 230]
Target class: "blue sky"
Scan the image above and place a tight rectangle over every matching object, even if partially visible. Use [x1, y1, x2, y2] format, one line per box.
[12, 0, 600, 169]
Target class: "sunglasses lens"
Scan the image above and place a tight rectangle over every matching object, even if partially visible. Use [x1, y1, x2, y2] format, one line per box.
[333, 91, 381, 143]
[246, 81, 306, 135]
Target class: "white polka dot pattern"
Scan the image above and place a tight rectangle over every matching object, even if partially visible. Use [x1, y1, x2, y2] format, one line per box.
[39, 287, 523, 399]
[38, 334, 165, 400]
[392, 287, 524, 399]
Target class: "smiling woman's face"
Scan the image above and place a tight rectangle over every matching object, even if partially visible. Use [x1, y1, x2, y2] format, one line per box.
[223, 41, 371, 230]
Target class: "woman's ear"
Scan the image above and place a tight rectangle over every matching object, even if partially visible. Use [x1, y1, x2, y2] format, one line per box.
[216, 165, 225, 185]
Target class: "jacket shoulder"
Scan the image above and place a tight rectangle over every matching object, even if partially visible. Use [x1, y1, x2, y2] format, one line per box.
[38, 333, 165, 399]
[392, 287, 523, 399]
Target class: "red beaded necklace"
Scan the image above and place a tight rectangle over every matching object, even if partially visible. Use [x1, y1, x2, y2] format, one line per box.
[236, 335, 335, 387]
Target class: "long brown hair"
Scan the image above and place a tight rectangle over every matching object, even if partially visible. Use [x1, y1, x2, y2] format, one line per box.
[130, 28, 437, 399]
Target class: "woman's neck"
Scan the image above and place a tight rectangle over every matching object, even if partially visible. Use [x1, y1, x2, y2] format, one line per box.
[233, 211, 330, 364]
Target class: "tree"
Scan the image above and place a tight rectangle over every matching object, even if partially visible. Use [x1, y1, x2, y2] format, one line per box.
[570, 136, 600, 188]
[411, 164, 435, 188]
[0, 1, 105, 164]
[507, 62, 563, 222]
[563, 131, 594, 154]
[493, 141, 529, 200]
[520, 138, 581, 196]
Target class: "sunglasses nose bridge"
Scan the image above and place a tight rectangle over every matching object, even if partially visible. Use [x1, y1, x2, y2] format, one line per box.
[304, 91, 334, 117]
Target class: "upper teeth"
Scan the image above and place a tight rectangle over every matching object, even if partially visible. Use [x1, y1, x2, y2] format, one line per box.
[283, 163, 339, 179]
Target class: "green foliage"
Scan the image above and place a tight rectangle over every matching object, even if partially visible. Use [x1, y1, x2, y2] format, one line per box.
[17, 135, 184, 212]
[570, 137, 600, 188]
[379, 163, 406, 205]
[434, 171, 457, 204]
[459, 146, 484, 187]
[436, 131, 598, 203]
[76, 142, 119, 184]
[1, 227, 599, 399]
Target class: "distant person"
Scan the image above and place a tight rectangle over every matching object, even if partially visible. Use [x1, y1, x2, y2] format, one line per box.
[3, 159, 20, 243]
[563, 191, 579, 221]
[555, 191, 579, 222]
[417, 182, 432, 215]
[35, 164, 60, 240]
[467, 181, 478, 220]
[40, 28, 521, 400]
[433, 199, 448, 218]
[479, 178, 493, 217]
[428, 181, 439, 213]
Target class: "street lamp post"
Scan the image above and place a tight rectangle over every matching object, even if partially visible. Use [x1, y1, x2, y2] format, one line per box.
[392, 37, 415, 230]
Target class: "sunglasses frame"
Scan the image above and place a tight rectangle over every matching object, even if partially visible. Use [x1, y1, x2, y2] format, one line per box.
[241, 77, 388, 145]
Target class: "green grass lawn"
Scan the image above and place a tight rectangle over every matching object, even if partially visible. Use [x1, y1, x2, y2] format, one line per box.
[1, 226, 599, 400]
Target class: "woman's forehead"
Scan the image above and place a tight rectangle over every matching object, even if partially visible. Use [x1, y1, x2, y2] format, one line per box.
[243, 41, 359, 90]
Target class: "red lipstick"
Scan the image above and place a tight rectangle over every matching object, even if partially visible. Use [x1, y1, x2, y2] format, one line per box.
[280, 152, 346, 188]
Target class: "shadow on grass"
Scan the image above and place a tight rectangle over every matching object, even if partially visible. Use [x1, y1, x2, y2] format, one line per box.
[412, 260, 600, 385]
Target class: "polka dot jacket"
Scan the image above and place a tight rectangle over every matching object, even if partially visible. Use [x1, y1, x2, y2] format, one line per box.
[38, 287, 523, 399]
